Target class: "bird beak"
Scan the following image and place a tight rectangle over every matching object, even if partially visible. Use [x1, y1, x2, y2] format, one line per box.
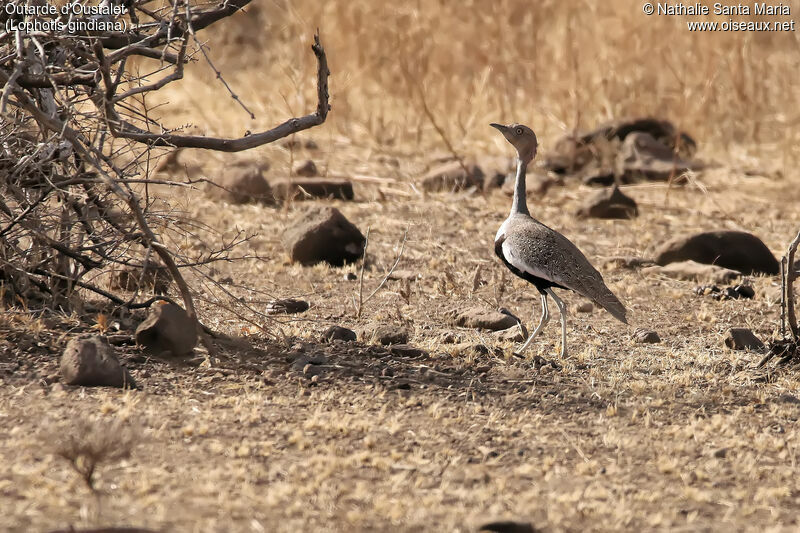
[489, 123, 507, 133]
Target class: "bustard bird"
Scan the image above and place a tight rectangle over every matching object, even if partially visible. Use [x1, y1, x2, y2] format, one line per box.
[491, 122, 627, 358]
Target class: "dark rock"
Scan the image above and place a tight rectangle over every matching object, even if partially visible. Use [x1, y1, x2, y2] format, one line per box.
[420, 161, 484, 192]
[713, 448, 728, 458]
[343, 272, 358, 281]
[484, 171, 507, 191]
[580, 165, 617, 186]
[109, 261, 170, 294]
[135, 303, 197, 356]
[293, 159, 318, 177]
[210, 166, 273, 204]
[695, 283, 755, 301]
[60, 336, 135, 388]
[724, 328, 765, 351]
[321, 325, 357, 342]
[291, 353, 327, 371]
[575, 302, 593, 313]
[281, 207, 365, 266]
[271, 178, 354, 202]
[265, 298, 309, 315]
[479, 520, 538, 533]
[543, 117, 697, 176]
[633, 329, 661, 344]
[388, 344, 427, 357]
[576, 185, 638, 219]
[654, 230, 779, 275]
[453, 308, 518, 331]
[642, 261, 740, 283]
[369, 325, 409, 345]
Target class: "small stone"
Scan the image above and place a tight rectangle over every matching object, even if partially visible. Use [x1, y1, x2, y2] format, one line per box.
[343, 272, 358, 281]
[370, 325, 409, 345]
[60, 336, 136, 388]
[576, 302, 593, 313]
[321, 325, 357, 343]
[265, 298, 310, 315]
[453, 307, 518, 331]
[135, 302, 198, 356]
[724, 328, 765, 351]
[293, 159, 318, 177]
[478, 520, 536, 533]
[209, 165, 273, 204]
[419, 161, 484, 192]
[713, 448, 728, 458]
[633, 329, 661, 344]
[575, 184, 638, 219]
[281, 207, 365, 267]
[388, 344, 427, 357]
[494, 327, 525, 343]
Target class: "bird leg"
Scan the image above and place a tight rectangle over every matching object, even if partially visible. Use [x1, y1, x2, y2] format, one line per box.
[516, 293, 549, 354]
[546, 288, 568, 358]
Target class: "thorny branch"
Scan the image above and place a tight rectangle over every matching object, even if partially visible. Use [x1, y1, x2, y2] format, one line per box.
[1, 1, 331, 344]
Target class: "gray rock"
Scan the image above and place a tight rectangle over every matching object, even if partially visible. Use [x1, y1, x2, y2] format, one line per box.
[281, 207, 365, 266]
[210, 165, 273, 204]
[633, 329, 661, 344]
[543, 117, 697, 176]
[454, 308, 518, 331]
[388, 344, 427, 357]
[494, 327, 526, 343]
[617, 132, 694, 183]
[654, 230, 779, 275]
[321, 325, 357, 343]
[60, 336, 135, 388]
[293, 159, 318, 177]
[271, 178, 354, 202]
[369, 325, 409, 345]
[642, 260, 740, 284]
[135, 303, 198, 356]
[724, 328, 765, 351]
[265, 298, 309, 315]
[576, 185, 638, 219]
[420, 161, 484, 192]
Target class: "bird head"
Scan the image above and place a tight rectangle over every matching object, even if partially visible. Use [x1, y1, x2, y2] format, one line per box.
[490, 123, 538, 165]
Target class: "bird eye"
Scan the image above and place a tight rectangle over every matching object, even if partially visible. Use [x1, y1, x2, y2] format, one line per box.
[515, 127, 523, 135]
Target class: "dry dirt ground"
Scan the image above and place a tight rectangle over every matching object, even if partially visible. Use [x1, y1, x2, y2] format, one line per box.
[2, 134, 800, 533]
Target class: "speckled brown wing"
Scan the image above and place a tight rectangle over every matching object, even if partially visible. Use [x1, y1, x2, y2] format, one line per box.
[499, 215, 628, 324]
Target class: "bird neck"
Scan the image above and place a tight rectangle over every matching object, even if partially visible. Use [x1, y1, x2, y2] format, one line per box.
[511, 157, 530, 216]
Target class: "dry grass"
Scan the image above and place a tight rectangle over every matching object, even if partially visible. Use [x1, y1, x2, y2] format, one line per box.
[3, 2, 800, 532]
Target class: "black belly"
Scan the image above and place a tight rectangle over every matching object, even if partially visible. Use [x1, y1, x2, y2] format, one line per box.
[494, 236, 567, 294]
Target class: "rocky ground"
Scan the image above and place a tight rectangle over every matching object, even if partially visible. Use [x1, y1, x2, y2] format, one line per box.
[2, 120, 800, 532]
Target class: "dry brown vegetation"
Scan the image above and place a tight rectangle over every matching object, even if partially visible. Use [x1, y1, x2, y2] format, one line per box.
[3, 1, 800, 532]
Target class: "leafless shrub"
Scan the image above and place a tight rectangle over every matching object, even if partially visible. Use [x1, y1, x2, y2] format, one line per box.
[52, 418, 138, 492]
[0, 1, 330, 338]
